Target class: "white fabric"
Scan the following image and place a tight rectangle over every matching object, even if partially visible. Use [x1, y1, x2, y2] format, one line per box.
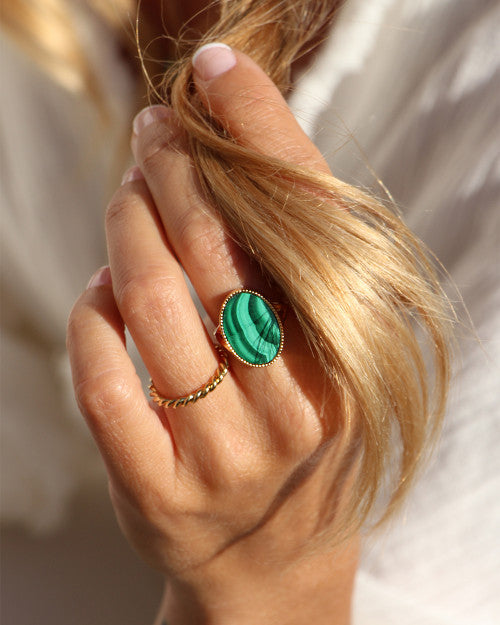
[289, 0, 500, 622]
[1, 0, 499, 620]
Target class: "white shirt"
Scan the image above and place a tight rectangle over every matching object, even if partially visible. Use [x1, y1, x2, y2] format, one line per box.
[289, 0, 500, 622]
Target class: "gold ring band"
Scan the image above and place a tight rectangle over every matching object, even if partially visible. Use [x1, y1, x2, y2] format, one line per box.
[149, 345, 229, 408]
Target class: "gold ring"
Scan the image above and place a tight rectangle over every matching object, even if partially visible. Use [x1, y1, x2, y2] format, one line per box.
[149, 345, 229, 408]
[215, 289, 285, 367]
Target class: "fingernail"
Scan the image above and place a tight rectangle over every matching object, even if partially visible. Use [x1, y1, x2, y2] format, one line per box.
[192, 43, 236, 81]
[132, 105, 172, 135]
[121, 166, 144, 185]
[87, 266, 112, 289]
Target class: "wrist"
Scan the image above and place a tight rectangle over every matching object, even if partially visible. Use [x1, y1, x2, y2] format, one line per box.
[158, 533, 360, 625]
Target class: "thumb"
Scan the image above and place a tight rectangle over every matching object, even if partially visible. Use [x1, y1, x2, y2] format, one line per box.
[192, 43, 329, 173]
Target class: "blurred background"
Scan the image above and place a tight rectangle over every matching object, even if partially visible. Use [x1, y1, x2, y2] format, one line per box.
[2, 486, 162, 624]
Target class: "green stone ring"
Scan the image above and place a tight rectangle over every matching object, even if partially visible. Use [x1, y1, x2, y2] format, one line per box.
[215, 289, 285, 367]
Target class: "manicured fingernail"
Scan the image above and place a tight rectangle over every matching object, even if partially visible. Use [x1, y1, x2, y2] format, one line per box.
[121, 166, 144, 185]
[192, 43, 236, 81]
[87, 266, 112, 289]
[132, 105, 171, 135]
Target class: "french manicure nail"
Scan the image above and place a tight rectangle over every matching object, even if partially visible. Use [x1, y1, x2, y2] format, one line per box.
[121, 166, 144, 185]
[132, 105, 172, 135]
[192, 43, 236, 81]
[87, 266, 112, 289]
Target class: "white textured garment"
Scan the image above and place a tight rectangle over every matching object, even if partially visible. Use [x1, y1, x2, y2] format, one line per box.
[1, 0, 499, 621]
[289, 0, 500, 622]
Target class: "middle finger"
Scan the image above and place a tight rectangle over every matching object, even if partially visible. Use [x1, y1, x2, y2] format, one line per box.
[105, 172, 219, 404]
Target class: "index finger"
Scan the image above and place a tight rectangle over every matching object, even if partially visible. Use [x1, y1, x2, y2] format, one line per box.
[192, 44, 330, 173]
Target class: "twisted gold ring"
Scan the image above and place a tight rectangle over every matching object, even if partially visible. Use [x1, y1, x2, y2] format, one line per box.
[149, 345, 229, 408]
[148, 289, 285, 408]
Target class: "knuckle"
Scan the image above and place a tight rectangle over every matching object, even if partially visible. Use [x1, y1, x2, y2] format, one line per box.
[139, 126, 185, 176]
[105, 190, 142, 228]
[176, 209, 227, 267]
[116, 271, 183, 329]
[141, 138, 171, 175]
[75, 369, 135, 425]
[230, 85, 282, 124]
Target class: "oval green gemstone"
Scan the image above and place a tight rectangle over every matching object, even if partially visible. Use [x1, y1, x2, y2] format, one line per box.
[221, 291, 282, 365]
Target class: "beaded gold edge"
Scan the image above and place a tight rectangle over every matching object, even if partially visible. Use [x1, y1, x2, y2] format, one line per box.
[215, 289, 285, 368]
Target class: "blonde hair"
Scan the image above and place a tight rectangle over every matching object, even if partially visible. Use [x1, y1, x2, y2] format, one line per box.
[161, 0, 452, 531]
[3, 0, 453, 533]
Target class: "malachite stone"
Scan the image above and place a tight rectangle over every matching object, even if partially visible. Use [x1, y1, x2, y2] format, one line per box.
[221, 291, 282, 365]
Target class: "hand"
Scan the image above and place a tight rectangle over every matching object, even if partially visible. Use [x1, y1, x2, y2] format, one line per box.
[67, 45, 359, 625]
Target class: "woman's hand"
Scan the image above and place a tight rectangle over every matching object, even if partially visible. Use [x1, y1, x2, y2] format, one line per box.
[67, 45, 358, 625]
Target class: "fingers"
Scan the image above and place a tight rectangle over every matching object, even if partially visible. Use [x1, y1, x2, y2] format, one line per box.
[127, 114, 321, 465]
[131, 46, 331, 325]
[105, 173, 269, 475]
[70, 43, 335, 507]
[116, 47, 331, 467]
[191, 44, 330, 173]
[131, 107, 261, 322]
[66, 269, 174, 491]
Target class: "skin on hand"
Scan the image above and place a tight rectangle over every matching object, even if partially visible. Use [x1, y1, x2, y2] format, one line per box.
[67, 45, 359, 625]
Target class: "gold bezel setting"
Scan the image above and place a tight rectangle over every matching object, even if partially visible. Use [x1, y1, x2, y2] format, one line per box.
[216, 289, 285, 367]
